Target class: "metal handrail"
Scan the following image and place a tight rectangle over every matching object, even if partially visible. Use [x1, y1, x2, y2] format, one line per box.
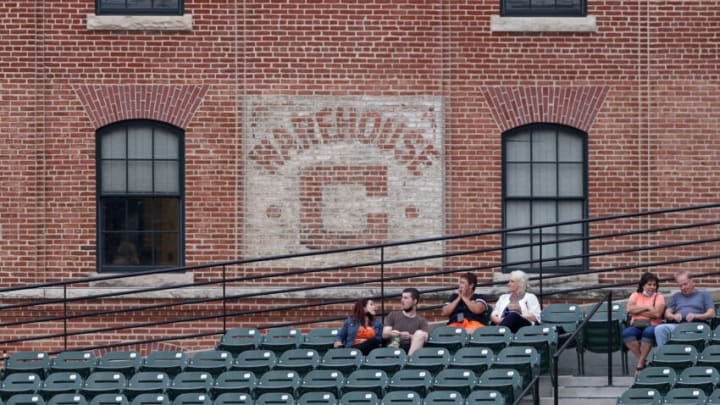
[512, 374, 540, 405]
[551, 291, 613, 405]
[0, 203, 715, 376]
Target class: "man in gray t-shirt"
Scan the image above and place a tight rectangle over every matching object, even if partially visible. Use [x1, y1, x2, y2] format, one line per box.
[382, 288, 429, 355]
[654, 271, 715, 347]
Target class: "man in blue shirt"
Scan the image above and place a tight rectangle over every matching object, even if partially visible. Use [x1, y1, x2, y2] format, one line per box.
[654, 271, 715, 347]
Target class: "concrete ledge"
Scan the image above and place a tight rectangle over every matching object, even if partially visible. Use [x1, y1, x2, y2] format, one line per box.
[490, 15, 597, 33]
[87, 14, 193, 31]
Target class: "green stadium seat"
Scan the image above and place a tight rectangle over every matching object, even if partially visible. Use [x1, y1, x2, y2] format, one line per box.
[338, 392, 379, 405]
[674, 366, 720, 395]
[210, 371, 255, 398]
[662, 387, 707, 404]
[260, 329, 303, 354]
[616, 388, 662, 405]
[50, 352, 97, 378]
[476, 369, 522, 405]
[342, 370, 388, 397]
[128, 394, 170, 405]
[167, 372, 213, 399]
[467, 327, 512, 354]
[632, 367, 677, 396]
[141, 353, 189, 379]
[123, 372, 171, 401]
[583, 303, 628, 376]
[254, 392, 295, 405]
[386, 369, 431, 396]
[171, 393, 211, 405]
[421, 390, 463, 405]
[711, 324, 720, 346]
[46, 394, 86, 405]
[540, 304, 585, 375]
[217, 328, 263, 357]
[38, 372, 84, 400]
[94, 352, 141, 378]
[254, 370, 301, 397]
[80, 372, 127, 400]
[405, 348, 450, 374]
[669, 322, 712, 352]
[707, 389, 720, 404]
[301, 329, 340, 356]
[426, 327, 467, 353]
[511, 325, 558, 376]
[698, 346, 720, 370]
[297, 370, 344, 397]
[232, 350, 276, 375]
[275, 350, 321, 376]
[492, 346, 540, 388]
[0, 373, 43, 400]
[87, 394, 128, 405]
[650, 345, 698, 373]
[212, 393, 252, 405]
[4, 353, 51, 378]
[463, 390, 504, 405]
[448, 347, 493, 374]
[380, 391, 420, 405]
[5, 394, 45, 405]
[361, 349, 406, 374]
[431, 369, 476, 397]
[296, 392, 336, 405]
[318, 349, 363, 376]
[185, 352, 232, 378]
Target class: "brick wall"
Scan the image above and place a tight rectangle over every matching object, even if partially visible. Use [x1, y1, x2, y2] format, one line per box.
[1, 0, 719, 348]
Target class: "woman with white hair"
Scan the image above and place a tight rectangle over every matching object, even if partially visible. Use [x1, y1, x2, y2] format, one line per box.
[490, 270, 541, 332]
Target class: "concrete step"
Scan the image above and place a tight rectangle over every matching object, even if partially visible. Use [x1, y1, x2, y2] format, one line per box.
[517, 375, 634, 404]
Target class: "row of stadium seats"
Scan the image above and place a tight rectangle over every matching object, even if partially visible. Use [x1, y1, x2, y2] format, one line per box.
[618, 387, 720, 404]
[0, 365, 531, 404]
[0, 389, 508, 405]
[0, 343, 546, 379]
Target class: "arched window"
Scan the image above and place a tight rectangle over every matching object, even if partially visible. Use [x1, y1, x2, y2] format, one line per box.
[97, 120, 184, 272]
[502, 124, 587, 273]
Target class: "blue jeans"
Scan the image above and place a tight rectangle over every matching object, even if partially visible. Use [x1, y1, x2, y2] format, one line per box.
[622, 325, 656, 345]
[654, 323, 677, 347]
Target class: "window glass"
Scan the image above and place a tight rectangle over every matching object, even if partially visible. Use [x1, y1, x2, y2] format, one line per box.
[501, 0, 585, 17]
[503, 124, 587, 273]
[97, 0, 183, 15]
[97, 121, 183, 272]
[128, 161, 153, 192]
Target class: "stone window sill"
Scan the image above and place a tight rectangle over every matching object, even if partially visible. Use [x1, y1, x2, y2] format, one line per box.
[490, 16, 597, 33]
[87, 14, 193, 31]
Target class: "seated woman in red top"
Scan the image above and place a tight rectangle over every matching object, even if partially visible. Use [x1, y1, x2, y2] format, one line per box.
[622, 272, 666, 373]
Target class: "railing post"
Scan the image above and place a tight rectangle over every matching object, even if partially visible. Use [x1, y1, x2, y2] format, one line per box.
[380, 247, 385, 320]
[63, 284, 68, 351]
[553, 352, 559, 405]
[608, 290, 613, 386]
[538, 227, 543, 308]
[222, 264, 227, 333]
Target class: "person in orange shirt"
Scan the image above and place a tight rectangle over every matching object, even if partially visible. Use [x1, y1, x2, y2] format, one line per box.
[622, 272, 665, 373]
[334, 298, 384, 355]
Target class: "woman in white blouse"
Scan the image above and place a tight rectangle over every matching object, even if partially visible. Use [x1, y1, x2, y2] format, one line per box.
[490, 270, 541, 333]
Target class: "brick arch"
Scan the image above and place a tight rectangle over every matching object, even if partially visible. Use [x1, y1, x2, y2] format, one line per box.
[73, 84, 209, 129]
[482, 86, 609, 132]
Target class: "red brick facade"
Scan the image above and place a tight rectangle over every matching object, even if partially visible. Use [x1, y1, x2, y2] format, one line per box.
[1, 1, 720, 351]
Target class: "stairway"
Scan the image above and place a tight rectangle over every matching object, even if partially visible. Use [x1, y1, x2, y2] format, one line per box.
[518, 375, 634, 405]
[516, 348, 634, 404]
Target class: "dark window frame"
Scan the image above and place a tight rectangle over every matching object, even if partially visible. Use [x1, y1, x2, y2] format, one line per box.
[96, 120, 185, 273]
[96, 0, 184, 16]
[501, 123, 589, 274]
[500, 0, 586, 17]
